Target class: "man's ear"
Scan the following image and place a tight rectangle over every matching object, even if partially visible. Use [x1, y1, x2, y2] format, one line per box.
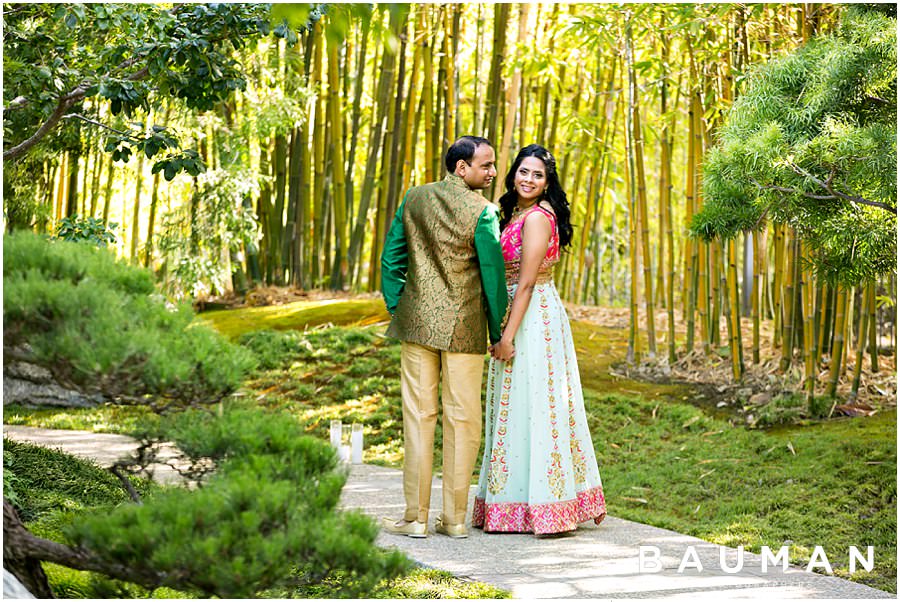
[455, 159, 467, 175]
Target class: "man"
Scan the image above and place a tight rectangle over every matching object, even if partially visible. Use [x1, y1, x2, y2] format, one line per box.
[380, 136, 507, 539]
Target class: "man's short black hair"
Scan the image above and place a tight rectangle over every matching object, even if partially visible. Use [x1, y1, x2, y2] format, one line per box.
[444, 136, 493, 173]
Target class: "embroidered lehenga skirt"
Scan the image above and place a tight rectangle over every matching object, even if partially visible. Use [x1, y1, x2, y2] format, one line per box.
[472, 280, 606, 535]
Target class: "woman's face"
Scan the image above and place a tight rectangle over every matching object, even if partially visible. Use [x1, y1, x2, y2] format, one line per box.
[513, 156, 548, 203]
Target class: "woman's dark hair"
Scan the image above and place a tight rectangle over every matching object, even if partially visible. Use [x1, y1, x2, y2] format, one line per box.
[444, 136, 492, 173]
[498, 144, 573, 249]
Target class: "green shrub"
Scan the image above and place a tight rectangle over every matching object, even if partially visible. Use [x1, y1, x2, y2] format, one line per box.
[65, 404, 410, 598]
[55, 215, 119, 247]
[3, 232, 255, 404]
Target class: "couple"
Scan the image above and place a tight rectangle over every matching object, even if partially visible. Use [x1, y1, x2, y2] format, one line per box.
[380, 136, 606, 538]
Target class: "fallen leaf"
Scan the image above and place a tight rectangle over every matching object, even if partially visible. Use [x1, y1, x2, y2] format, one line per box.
[622, 496, 648, 504]
[787, 441, 796, 455]
[682, 416, 700, 428]
[833, 403, 877, 417]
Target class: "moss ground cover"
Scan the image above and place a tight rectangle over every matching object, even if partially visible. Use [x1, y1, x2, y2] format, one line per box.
[6, 299, 895, 593]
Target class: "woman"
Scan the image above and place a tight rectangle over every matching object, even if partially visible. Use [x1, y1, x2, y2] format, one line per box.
[472, 144, 606, 536]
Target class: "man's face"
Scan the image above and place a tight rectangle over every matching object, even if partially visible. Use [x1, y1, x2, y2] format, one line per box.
[457, 144, 497, 190]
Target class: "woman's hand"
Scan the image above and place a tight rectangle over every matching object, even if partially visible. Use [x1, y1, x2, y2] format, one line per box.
[491, 336, 516, 362]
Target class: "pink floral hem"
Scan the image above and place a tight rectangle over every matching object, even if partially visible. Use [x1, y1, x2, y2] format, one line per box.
[472, 486, 607, 535]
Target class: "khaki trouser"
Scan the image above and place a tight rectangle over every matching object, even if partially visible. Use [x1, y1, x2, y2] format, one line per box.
[400, 341, 484, 525]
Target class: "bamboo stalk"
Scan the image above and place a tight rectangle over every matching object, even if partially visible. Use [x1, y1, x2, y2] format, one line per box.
[684, 82, 697, 352]
[780, 229, 797, 371]
[850, 283, 870, 399]
[329, 33, 349, 290]
[128, 150, 144, 263]
[401, 7, 423, 190]
[312, 23, 326, 284]
[751, 229, 761, 363]
[661, 49, 676, 363]
[826, 286, 849, 397]
[727, 237, 744, 380]
[442, 5, 455, 149]
[773, 222, 784, 346]
[801, 243, 816, 404]
[867, 280, 879, 372]
[495, 3, 530, 193]
[575, 58, 613, 301]
[633, 93, 657, 357]
[844, 285, 856, 378]
[422, 10, 435, 183]
[624, 15, 639, 364]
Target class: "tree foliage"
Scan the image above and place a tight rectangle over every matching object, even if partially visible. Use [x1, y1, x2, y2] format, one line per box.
[4, 406, 410, 598]
[693, 5, 897, 286]
[3, 232, 255, 404]
[2, 3, 296, 168]
[54, 215, 118, 246]
[61, 405, 410, 598]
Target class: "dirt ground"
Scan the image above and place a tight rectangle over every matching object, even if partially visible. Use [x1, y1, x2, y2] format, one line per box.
[567, 303, 897, 421]
[206, 286, 896, 422]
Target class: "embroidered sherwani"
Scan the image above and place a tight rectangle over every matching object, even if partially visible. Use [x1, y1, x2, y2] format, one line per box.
[473, 204, 606, 535]
[381, 173, 507, 526]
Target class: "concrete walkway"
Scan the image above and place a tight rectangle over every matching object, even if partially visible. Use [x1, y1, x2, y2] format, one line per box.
[4, 425, 892, 599]
[3, 425, 187, 485]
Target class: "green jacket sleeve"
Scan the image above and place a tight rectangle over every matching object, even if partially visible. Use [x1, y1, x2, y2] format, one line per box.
[474, 205, 508, 344]
[380, 193, 409, 314]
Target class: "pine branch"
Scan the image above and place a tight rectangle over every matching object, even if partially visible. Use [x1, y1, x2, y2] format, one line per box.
[4, 499, 171, 591]
[750, 170, 897, 215]
[110, 465, 144, 504]
[786, 161, 897, 214]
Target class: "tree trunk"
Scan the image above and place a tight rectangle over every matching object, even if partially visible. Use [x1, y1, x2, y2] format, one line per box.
[868, 280, 879, 372]
[632, 88, 656, 357]
[129, 152, 145, 263]
[422, 9, 435, 183]
[101, 153, 115, 225]
[66, 150, 80, 217]
[144, 104, 171, 268]
[312, 22, 327, 285]
[752, 229, 761, 363]
[347, 7, 404, 287]
[370, 14, 406, 292]
[484, 4, 510, 145]
[827, 286, 848, 397]
[773, 222, 784, 347]
[441, 5, 456, 150]
[495, 3, 530, 191]
[780, 229, 797, 371]
[345, 15, 371, 238]
[401, 7, 424, 191]
[329, 32, 349, 290]
[624, 15, 639, 365]
[272, 132, 287, 284]
[4, 498, 170, 595]
[473, 4, 484, 135]
[727, 237, 744, 380]
[849, 284, 870, 400]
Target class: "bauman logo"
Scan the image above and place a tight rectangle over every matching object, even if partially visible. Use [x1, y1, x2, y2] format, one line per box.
[638, 546, 876, 574]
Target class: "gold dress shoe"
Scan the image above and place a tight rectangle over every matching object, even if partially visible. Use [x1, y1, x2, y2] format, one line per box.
[435, 515, 468, 539]
[381, 517, 428, 538]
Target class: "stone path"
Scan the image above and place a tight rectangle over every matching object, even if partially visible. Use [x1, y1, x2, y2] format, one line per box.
[3, 425, 186, 485]
[3, 425, 892, 599]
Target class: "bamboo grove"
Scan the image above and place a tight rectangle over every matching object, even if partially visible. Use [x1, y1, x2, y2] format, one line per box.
[6, 3, 897, 399]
